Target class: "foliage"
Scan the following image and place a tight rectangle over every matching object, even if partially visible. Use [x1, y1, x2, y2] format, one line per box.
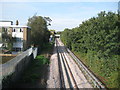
[1, 27, 13, 51]
[44, 17, 52, 26]
[21, 55, 49, 83]
[49, 29, 56, 35]
[56, 31, 62, 34]
[36, 55, 50, 65]
[61, 11, 120, 88]
[27, 15, 50, 48]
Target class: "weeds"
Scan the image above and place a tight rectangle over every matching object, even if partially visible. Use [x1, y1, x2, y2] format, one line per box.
[74, 51, 119, 88]
[20, 55, 49, 83]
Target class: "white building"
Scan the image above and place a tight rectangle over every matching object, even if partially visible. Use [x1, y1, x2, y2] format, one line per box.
[0, 21, 13, 26]
[0, 21, 31, 54]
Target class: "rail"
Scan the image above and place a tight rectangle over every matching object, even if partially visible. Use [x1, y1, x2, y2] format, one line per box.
[56, 39, 79, 89]
[56, 39, 65, 88]
[67, 48, 106, 88]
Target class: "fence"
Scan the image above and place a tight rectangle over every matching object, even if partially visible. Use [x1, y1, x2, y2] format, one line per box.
[0, 47, 38, 88]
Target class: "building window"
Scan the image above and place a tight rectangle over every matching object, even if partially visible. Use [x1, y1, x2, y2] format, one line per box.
[20, 28, 23, 32]
[12, 48, 22, 52]
[14, 37, 22, 41]
[12, 48, 16, 51]
[20, 28, 22, 32]
[13, 29, 15, 32]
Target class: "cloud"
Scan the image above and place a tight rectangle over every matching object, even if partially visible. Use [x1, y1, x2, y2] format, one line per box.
[48, 17, 84, 31]
[0, 3, 3, 19]
[1, 2, 38, 25]
[1, 2, 117, 31]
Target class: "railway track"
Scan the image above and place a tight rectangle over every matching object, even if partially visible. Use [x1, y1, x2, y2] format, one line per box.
[56, 39, 79, 89]
[56, 38, 106, 89]
[67, 48, 106, 88]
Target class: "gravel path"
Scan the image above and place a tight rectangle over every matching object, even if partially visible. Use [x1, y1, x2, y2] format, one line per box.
[47, 40, 60, 88]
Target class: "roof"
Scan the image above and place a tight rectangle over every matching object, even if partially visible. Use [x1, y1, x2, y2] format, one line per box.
[0, 20, 13, 22]
[10, 25, 31, 28]
[0, 20, 30, 28]
[0, 25, 31, 29]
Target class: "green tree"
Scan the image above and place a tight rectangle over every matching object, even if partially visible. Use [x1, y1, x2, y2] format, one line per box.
[61, 11, 120, 88]
[27, 15, 50, 49]
[1, 27, 13, 51]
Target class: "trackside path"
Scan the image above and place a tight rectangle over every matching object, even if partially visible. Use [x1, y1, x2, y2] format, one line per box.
[47, 40, 60, 88]
[47, 39, 92, 88]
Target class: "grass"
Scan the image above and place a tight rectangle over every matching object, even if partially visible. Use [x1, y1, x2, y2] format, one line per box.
[21, 55, 50, 83]
[20, 42, 54, 84]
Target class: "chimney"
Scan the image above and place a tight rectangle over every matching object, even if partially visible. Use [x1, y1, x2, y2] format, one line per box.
[16, 20, 19, 25]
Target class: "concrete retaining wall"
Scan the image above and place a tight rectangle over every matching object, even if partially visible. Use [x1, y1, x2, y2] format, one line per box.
[0, 47, 38, 88]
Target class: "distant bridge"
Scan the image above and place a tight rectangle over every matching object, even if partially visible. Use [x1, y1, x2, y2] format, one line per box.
[55, 34, 60, 38]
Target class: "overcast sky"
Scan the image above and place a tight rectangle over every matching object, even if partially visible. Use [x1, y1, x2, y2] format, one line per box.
[0, 0, 119, 31]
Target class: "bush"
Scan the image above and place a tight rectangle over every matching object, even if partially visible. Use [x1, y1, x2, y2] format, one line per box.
[61, 11, 119, 88]
[36, 55, 50, 65]
[21, 55, 50, 83]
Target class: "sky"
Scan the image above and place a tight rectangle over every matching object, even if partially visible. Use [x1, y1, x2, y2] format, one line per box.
[0, 0, 119, 31]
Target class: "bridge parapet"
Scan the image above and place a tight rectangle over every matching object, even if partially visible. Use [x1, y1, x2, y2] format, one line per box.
[55, 34, 60, 38]
[0, 47, 38, 88]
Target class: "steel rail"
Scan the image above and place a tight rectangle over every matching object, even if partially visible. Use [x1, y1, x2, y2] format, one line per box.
[56, 39, 65, 88]
[67, 48, 106, 89]
[62, 52, 79, 89]
[59, 49, 73, 88]
[56, 39, 79, 89]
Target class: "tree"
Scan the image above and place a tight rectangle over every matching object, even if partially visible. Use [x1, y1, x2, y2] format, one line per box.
[1, 27, 13, 51]
[44, 17, 52, 26]
[27, 15, 50, 48]
[60, 11, 119, 88]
